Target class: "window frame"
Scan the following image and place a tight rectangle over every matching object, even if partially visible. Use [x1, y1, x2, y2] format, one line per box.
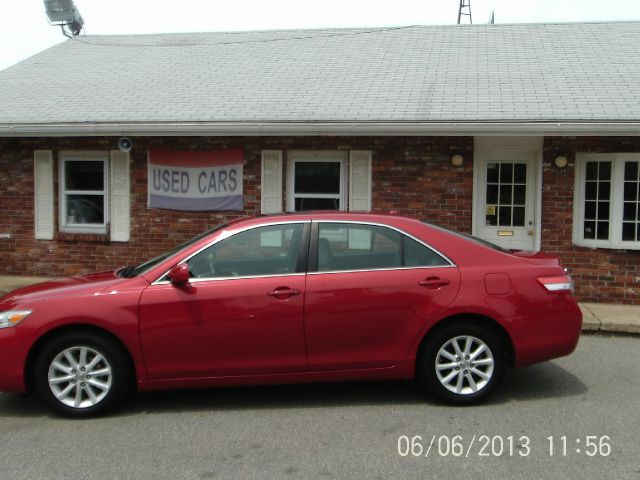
[285, 151, 347, 212]
[573, 152, 640, 250]
[59, 152, 109, 235]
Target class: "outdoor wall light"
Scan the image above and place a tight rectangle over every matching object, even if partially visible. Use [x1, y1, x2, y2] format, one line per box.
[554, 155, 568, 168]
[450, 154, 464, 167]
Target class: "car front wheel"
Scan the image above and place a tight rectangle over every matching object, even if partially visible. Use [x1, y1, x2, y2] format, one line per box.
[34, 332, 132, 417]
[418, 322, 505, 405]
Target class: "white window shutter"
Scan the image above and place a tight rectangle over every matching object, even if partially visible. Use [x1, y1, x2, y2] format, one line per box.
[109, 150, 130, 242]
[261, 150, 283, 214]
[349, 150, 372, 211]
[34, 150, 54, 240]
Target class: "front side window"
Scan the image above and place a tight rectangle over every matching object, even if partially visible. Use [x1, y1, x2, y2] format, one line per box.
[317, 223, 449, 272]
[188, 223, 304, 278]
[575, 154, 640, 249]
[60, 156, 108, 234]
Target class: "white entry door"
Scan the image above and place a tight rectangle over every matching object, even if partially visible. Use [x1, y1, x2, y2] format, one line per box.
[474, 150, 539, 251]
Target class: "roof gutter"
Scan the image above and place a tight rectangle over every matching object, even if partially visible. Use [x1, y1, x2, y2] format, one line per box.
[1, 121, 640, 137]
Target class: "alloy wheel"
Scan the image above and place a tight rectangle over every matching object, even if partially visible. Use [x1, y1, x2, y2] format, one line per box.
[434, 335, 494, 395]
[47, 346, 113, 409]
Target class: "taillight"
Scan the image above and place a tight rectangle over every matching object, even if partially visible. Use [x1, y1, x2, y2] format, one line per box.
[537, 275, 574, 293]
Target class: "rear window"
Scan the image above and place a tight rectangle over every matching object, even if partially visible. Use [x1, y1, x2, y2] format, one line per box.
[421, 221, 509, 253]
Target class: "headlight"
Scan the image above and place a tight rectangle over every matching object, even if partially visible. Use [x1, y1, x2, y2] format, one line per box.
[0, 310, 32, 329]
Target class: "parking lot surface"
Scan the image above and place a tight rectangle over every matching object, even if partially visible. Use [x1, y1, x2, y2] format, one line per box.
[0, 334, 638, 479]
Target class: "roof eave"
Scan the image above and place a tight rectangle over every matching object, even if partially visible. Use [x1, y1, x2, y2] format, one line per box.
[1, 121, 640, 137]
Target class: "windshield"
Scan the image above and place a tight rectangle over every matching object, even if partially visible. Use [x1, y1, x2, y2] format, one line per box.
[119, 223, 227, 278]
[421, 221, 509, 253]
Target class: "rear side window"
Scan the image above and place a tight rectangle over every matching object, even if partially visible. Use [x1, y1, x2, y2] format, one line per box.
[316, 223, 450, 272]
[404, 236, 450, 267]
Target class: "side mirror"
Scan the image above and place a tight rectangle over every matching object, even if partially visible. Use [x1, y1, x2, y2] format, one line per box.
[167, 263, 190, 285]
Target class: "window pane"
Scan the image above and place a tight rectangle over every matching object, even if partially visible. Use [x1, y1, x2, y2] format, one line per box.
[623, 202, 637, 221]
[66, 194, 104, 224]
[513, 185, 526, 205]
[622, 223, 636, 241]
[188, 224, 303, 278]
[597, 221, 609, 240]
[499, 163, 513, 183]
[624, 161, 639, 181]
[512, 207, 525, 226]
[586, 162, 598, 180]
[584, 201, 596, 220]
[598, 162, 611, 181]
[294, 197, 339, 211]
[65, 161, 104, 191]
[597, 202, 610, 221]
[499, 185, 512, 205]
[624, 182, 638, 201]
[485, 208, 497, 225]
[317, 223, 401, 272]
[294, 162, 340, 194]
[486, 184, 498, 204]
[585, 182, 597, 200]
[584, 221, 596, 239]
[403, 236, 449, 267]
[598, 182, 610, 201]
[486, 163, 498, 183]
[498, 206, 511, 226]
[514, 164, 526, 183]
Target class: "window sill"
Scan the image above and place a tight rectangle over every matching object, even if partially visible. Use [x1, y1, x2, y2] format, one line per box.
[56, 232, 111, 243]
[573, 242, 640, 252]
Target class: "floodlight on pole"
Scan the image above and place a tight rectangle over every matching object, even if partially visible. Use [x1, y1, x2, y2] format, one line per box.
[43, 0, 84, 37]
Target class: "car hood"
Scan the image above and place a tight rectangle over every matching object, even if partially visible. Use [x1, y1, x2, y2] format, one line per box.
[0, 270, 140, 308]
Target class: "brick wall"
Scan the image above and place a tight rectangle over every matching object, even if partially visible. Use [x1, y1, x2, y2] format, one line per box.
[2, 135, 639, 304]
[0, 136, 473, 277]
[542, 137, 640, 304]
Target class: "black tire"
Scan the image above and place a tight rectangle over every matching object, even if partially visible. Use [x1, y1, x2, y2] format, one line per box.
[33, 331, 133, 417]
[417, 322, 505, 405]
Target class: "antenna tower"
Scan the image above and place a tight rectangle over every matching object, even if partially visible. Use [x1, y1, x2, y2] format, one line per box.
[458, 0, 472, 24]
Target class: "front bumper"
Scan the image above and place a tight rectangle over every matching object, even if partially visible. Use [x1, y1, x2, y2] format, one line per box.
[0, 326, 33, 393]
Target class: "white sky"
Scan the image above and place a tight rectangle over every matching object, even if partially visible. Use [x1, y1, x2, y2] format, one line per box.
[1, 0, 640, 71]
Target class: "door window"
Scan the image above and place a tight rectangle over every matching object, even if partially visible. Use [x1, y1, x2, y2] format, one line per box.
[317, 223, 449, 272]
[188, 223, 304, 278]
[485, 162, 527, 227]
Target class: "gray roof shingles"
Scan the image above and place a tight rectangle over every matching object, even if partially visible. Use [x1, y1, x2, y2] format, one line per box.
[0, 22, 639, 124]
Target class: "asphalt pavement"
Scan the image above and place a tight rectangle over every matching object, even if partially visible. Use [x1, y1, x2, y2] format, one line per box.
[0, 334, 638, 479]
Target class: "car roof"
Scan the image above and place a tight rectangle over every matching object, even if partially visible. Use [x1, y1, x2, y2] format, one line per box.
[228, 211, 423, 228]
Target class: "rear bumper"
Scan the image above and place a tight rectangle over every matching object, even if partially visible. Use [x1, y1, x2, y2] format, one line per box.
[511, 295, 583, 368]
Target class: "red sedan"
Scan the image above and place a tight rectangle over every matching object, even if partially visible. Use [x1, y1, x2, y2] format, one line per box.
[0, 213, 582, 416]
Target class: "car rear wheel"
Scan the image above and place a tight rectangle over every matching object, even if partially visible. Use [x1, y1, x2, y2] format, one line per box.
[418, 322, 505, 405]
[34, 332, 132, 417]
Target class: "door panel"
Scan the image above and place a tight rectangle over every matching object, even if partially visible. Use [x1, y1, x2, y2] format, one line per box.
[304, 267, 460, 371]
[139, 275, 307, 379]
[476, 153, 538, 250]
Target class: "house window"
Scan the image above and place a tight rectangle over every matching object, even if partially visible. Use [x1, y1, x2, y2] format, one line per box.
[59, 155, 109, 234]
[574, 153, 640, 249]
[286, 152, 346, 212]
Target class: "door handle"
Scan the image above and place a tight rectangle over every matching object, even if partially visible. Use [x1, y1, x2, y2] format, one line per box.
[419, 277, 450, 289]
[267, 287, 301, 299]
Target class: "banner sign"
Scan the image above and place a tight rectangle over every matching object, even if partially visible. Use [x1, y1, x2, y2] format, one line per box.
[148, 149, 243, 211]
